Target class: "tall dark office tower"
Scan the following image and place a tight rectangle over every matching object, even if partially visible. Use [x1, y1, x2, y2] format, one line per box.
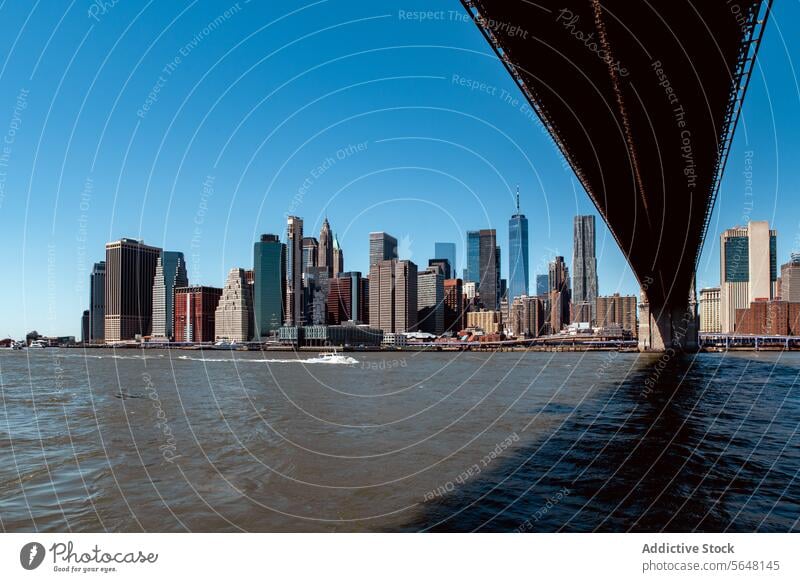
[327, 271, 367, 324]
[394, 260, 418, 333]
[302, 237, 319, 272]
[369, 259, 396, 332]
[151, 251, 188, 340]
[434, 242, 456, 280]
[285, 216, 304, 325]
[508, 188, 529, 301]
[318, 218, 334, 276]
[254, 234, 286, 337]
[536, 274, 549, 297]
[417, 266, 444, 335]
[548, 255, 571, 332]
[496, 246, 502, 303]
[477, 229, 498, 310]
[104, 238, 162, 341]
[572, 215, 598, 323]
[81, 310, 90, 344]
[89, 261, 105, 342]
[466, 231, 480, 283]
[369, 232, 398, 267]
[332, 234, 344, 276]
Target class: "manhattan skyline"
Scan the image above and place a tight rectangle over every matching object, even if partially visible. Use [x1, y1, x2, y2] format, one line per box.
[1, 0, 799, 338]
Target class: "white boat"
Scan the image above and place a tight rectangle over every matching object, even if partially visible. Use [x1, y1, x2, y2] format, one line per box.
[28, 340, 48, 348]
[308, 348, 358, 365]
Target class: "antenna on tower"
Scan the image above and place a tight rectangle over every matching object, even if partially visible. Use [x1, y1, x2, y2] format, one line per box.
[515, 185, 520, 214]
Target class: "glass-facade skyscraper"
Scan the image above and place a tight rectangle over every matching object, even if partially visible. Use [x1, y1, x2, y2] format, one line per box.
[466, 231, 480, 283]
[434, 242, 456, 280]
[254, 234, 286, 337]
[151, 251, 188, 339]
[89, 261, 105, 342]
[719, 221, 778, 333]
[508, 191, 529, 301]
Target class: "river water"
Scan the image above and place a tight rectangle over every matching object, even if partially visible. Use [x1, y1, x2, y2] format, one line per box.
[1, 348, 797, 532]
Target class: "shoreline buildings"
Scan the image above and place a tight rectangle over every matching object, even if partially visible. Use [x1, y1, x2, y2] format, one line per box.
[780, 254, 800, 303]
[719, 221, 777, 333]
[418, 266, 445, 335]
[89, 261, 105, 343]
[253, 234, 286, 338]
[699, 287, 721, 333]
[104, 238, 161, 342]
[215, 268, 253, 342]
[151, 251, 188, 340]
[174, 286, 222, 343]
[595, 294, 638, 337]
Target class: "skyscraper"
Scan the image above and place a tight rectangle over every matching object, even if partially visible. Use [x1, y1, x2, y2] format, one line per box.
[780, 254, 800, 303]
[478, 229, 498, 310]
[215, 268, 253, 342]
[548, 256, 570, 332]
[443, 278, 464, 332]
[370, 259, 396, 332]
[434, 242, 457, 281]
[394, 260, 418, 333]
[466, 231, 480, 283]
[572, 215, 598, 323]
[104, 238, 162, 341]
[719, 221, 777, 333]
[303, 266, 330, 325]
[327, 271, 368, 324]
[254, 234, 285, 337]
[89, 261, 105, 343]
[81, 310, 90, 344]
[369, 232, 397, 266]
[510, 296, 545, 338]
[332, 233, 344, 276]
[417, 267, 444, 335]
[318, 217, 333, 276]
[285, 216, 304, 325]
[369, 259, 417, 333]
[174, 286, 222, 343]
[302, 237, 319, 272]
[595, 294, 638, 337]
[151, 251, 188, 340]
[508, 188, 529, 301]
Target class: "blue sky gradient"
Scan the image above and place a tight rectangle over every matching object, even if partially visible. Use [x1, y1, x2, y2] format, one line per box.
[0, 0, 798, 337]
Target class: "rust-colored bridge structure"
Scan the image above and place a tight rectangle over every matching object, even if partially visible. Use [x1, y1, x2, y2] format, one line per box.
[460, 0, 771, 350]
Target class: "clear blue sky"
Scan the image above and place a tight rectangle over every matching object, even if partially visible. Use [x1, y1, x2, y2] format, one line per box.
[0, 0, 798, 338]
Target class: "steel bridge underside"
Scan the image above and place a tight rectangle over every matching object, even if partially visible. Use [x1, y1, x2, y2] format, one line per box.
[461, 0, 770, 350]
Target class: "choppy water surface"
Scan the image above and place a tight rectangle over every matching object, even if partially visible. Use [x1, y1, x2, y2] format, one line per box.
[1, 348, 798, 532]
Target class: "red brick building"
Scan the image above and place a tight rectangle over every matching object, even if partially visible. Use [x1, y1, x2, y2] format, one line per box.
[443, 278, 464, 332]
[174, 286, 222, 343]
[734, 299, 800, 336]
[327, 277, 353, 325]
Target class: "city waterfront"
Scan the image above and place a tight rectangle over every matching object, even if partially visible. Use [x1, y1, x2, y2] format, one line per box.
[1, 349, 797, 532]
